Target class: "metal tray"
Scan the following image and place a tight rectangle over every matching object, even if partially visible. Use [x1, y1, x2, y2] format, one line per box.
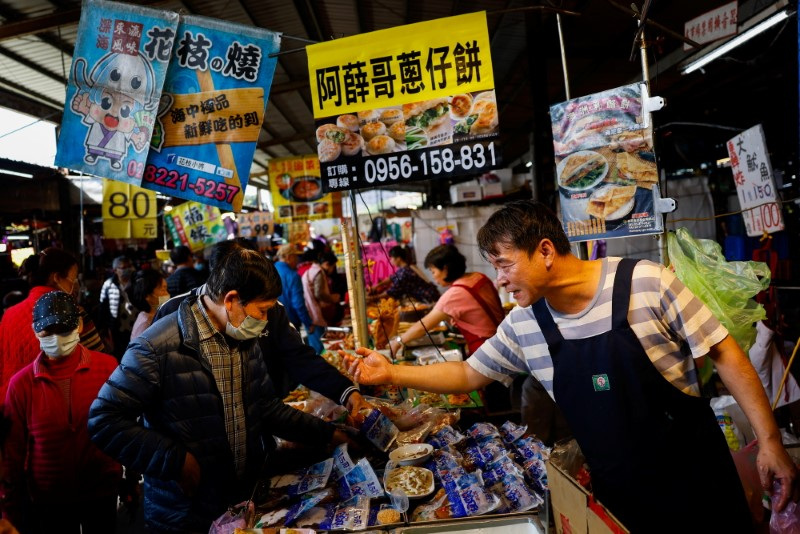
[392, 513, 545, 533]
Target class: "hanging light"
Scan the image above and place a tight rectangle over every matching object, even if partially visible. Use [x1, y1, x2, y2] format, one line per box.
[681, 8, 791, 74]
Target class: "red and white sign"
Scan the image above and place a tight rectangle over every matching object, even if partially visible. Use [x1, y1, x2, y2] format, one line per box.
[684, 1, 738, 50]
[726, 124, 784, 236]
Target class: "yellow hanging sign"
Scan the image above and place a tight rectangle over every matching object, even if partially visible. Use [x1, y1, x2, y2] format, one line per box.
[102, 180, 157, 239]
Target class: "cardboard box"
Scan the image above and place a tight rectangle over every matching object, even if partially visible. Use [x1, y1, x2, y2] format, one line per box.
[481, 182, 503, 199]
[449, 182, 482, 204]
[546, 461, 629, 534]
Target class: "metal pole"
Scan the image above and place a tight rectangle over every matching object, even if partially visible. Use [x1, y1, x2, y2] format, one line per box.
[555, 12, 588, 259]
[344, 191, 369, 349]
[556, 14, 571, 100]
[637, 21, 668, 266]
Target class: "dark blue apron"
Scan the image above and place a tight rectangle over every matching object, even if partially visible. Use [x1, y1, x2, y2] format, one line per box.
[532, 259, 752, 533]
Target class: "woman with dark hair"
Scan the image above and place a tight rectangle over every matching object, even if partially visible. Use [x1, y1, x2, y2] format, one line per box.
[369, 246, 439, 304]
[130, 269, 169, 339]
[0, 248, 105, 404]
[388, 244, 504, 357]
[301, 250, 342, 354]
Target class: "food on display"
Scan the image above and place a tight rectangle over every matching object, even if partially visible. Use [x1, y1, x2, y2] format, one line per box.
[376, 506, 401, 524]
[389, 443, 434, 466]
[385, 466, 434, 497]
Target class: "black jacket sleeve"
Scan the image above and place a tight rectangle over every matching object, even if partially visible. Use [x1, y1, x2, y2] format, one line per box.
[260, 397, 335, 444]
[262, 304, 354, 404]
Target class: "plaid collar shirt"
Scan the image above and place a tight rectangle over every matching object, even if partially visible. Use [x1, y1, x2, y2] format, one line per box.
[191, 297, 248, 478]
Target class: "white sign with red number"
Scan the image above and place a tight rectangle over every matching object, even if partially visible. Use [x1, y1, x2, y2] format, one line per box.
[684, 1, 738, 50]
[726, 124, 784, 236]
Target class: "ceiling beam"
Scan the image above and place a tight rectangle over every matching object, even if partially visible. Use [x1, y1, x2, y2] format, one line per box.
[0, 77, 64, 110]
[293, 0, 324, 42]
[0, 7, 81, 41]
[0, 44, 67, 85]
[0, 88, 62, 121]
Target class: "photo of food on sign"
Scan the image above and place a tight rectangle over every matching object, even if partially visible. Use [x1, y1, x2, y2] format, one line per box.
[556, 143, 657, 224]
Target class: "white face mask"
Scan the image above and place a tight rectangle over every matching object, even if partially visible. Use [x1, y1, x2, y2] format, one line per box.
[39, 329, 80, 358]
[157, 294, 170, 307]
[225, 302, 268, 341]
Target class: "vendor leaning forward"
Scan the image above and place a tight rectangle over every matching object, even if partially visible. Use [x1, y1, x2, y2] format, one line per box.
[347, 199, 799, 533]
[89, 247, 353, 533]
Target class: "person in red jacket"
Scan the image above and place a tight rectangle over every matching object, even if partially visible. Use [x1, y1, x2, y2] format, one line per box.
[1, 291, 121, 533]
[0, 248, 105, 405]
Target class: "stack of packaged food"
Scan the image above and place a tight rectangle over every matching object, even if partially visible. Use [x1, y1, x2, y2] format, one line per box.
[238, 417, 550, 532]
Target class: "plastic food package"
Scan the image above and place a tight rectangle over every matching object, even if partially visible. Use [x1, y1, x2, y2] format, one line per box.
[770, 479, 800, 533]
[332, 443, 356, 479]
[338, 458, 384, 499]
[500, 421, 528, 444]
[490, 473, 543, 513]
[209, 500, 254, 534]
[358, 408, 399, 451]
[269, 458, 333, 497]
[667, 227, 770, 354]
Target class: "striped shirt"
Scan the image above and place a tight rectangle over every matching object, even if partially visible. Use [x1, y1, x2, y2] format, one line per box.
[191, 298, 248, 478]
[468, 257, 728, 399]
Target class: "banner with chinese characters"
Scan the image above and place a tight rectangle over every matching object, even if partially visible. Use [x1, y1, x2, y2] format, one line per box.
[306, 11, 501, 193]
[269, 155, 334, 223]
[550, 83, 663, 242]
[55, 0, 178, 183]
[683, 1, 738, 51]
[164, 201, 228, 251]
[726, 125, 784, 236]
[142, 16, 281, 213]
[102, 179, 157, 238]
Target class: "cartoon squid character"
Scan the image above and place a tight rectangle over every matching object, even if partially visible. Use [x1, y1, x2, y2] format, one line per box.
[70, 52, 157, 171]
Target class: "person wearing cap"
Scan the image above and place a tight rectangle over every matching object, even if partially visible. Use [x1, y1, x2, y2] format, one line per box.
[1, 291, 121, 533]
[274, 243, 315, 340]
[88, 247, 358, 534]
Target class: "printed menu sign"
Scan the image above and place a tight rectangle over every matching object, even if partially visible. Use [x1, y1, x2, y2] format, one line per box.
[55, 0, 177, 184]
[726, 125, 784, 236]
[142, 16, 281, 213]
[550, 83, 663, 242]
[269, 155, 334, 223]
[306, 12, 501, 192]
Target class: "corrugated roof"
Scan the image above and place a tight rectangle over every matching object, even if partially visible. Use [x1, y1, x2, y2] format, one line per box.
[0, 0, 788, 191]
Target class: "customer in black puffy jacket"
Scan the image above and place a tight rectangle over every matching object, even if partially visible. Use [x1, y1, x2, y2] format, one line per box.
[88, 247, 353, 533]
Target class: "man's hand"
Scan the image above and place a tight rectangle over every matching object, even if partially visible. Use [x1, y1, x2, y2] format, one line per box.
[758, 438, 800, 512]
[344, 390, 377, 427]
[178, 451, 201, 497]
[389, 338, 402, 359]
[342, 348, 393, 386]
[331, 427, 362, 454]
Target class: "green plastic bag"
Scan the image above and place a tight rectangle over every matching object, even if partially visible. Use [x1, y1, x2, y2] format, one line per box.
[667, 227, 770, 356]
